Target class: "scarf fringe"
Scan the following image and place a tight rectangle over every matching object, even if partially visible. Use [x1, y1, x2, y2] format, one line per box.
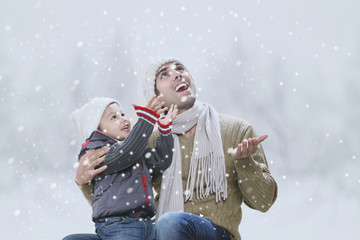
[185, 155, 228, 202]
[156, 101, 228, 221]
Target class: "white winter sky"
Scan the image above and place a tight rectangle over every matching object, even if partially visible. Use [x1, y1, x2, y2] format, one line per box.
[1, 0, 360, 239]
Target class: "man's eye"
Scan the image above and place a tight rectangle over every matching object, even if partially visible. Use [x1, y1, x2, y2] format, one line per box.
[160, 72, 167, 78]
[177, 66, 184, 71]
[111, 115, 117, 120]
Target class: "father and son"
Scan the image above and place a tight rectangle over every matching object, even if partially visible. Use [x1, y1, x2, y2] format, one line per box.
[65, 57, 278, 240]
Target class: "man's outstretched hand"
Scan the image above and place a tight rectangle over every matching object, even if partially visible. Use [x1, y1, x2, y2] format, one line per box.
[75, 146, 109, 186]
[231, 135, 268, 160]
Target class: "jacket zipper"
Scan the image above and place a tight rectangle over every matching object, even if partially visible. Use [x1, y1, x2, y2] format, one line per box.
[138, 160, 149, 206]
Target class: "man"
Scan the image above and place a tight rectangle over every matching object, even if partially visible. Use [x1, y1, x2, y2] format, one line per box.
[65, 57, 277, 240]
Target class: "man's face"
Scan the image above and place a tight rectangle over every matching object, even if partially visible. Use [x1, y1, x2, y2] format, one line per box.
[98, 103, 131, 141]
[155, 61, 196, 113]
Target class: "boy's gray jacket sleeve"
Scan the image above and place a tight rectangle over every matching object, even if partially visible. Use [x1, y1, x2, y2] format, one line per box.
[143, 134, 174, 174]
[100, 106, 160, 175]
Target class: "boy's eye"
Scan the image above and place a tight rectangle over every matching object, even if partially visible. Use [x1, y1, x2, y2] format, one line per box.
[111, 115, 117, 120]
[176, 66, 184, 71]
[121, 113, 125, 117]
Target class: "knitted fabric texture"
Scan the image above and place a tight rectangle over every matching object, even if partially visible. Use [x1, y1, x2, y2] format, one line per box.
[69, 97, 121, 141]
[80, 114, 278, 240]
[143, 57, 189, 102]
[156, 101, 227, 220]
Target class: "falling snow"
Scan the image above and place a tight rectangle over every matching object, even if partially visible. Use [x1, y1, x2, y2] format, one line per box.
[1, 1, 359, 240]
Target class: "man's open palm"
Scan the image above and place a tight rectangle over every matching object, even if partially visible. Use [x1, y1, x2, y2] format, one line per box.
[231, 135, 268, 160]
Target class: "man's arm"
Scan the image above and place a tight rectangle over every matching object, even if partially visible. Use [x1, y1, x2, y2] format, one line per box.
[75, 147, 108, 205]
[233, 125, 278, 212]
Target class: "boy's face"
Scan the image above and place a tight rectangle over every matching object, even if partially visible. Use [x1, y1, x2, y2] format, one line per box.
[98, 103, 131, 141]
[155, 61, 196, 113]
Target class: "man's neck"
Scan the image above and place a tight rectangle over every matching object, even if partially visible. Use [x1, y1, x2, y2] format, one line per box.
[176, 99, 196, 115]
[183, 125, 196, 139]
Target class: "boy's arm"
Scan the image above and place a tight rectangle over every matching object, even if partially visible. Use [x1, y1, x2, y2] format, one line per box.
[98, 106, 160, 175]
[144, 120, 174, 174]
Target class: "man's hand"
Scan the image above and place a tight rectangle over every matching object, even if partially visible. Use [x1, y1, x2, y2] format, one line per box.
[75, 146, 109, 186]
[158, 104, 178, 125]
[231, 135, 268, 160]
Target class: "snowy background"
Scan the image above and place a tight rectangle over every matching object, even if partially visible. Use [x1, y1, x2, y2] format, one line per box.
[1, 0, 360, 239]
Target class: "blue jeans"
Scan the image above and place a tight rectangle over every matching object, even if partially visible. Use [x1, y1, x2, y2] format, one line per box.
[62, 234, 99, 240]
[155, 212, 231, 240]
[95, 216, 155, 240]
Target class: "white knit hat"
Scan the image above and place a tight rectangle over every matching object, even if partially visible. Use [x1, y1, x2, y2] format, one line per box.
[69, 97, 122, 141]
[143, 57, 186, 102]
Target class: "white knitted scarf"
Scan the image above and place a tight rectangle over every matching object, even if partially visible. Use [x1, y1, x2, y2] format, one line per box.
[156, 101, 227, 220]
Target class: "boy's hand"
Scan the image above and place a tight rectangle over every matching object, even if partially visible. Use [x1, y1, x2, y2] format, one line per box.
[146, 95, 168, 115]
[158, 104, 178, 125]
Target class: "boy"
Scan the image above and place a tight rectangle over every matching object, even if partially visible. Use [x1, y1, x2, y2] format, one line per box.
[70, 96, 177, 240]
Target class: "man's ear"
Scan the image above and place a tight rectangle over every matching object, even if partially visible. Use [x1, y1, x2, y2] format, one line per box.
[154, 82, 159, 96]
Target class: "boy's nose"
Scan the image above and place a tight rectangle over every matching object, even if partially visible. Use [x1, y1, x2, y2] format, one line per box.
[117, 115, 126, 122]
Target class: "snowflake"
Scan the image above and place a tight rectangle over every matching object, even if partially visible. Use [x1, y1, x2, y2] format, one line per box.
[181, 96, 188, 102]
[235, 60, 242, 66]
[76, 41, 84, 48]
[73, 162, 79, 168]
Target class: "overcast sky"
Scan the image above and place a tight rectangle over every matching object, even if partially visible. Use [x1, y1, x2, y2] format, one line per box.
[1, 0, 360, 239]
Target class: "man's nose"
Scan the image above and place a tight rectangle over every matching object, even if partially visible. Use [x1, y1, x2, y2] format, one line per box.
[171, 69, 182, 80]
